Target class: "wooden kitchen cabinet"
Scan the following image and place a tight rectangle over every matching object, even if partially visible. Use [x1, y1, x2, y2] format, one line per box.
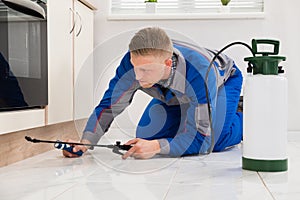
[73, 0, 94, 121]
[0, 0, 95, 134]
[47, 0, 95, 125]
[47, 0, 73, 125]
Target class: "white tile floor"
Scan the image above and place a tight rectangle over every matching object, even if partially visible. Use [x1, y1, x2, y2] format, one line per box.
[1, 130, 299, 200]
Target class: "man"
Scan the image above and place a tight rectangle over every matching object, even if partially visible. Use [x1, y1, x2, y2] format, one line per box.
[64, 27, 243, 159]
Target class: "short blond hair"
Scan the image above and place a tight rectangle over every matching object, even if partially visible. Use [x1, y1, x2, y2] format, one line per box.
[129, 27, 173, 58]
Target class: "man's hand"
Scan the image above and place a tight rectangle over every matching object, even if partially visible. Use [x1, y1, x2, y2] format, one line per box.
[122, 138, 160, 159]
[62, 139, 90, 158]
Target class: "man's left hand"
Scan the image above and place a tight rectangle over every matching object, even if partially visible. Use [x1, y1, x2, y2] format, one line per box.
[122, 138, 160, 159]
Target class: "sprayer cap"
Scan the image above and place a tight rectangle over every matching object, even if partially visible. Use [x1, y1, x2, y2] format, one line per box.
[244, 39, 286, 75]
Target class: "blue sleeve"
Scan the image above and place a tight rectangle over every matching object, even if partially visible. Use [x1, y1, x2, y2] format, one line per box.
[82, 52, 138, 144]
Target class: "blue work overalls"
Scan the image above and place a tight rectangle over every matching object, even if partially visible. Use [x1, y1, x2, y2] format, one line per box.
[83, 41, 243, 156]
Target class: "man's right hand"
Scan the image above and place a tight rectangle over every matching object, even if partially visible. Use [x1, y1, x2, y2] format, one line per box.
[62, 139, 90, 158]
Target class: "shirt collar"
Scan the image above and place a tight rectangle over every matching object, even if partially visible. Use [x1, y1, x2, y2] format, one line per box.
[157, 53, 177, 88]
[169, 47, 186, 94]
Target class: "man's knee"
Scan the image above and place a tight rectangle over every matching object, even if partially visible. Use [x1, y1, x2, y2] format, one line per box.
[213, 112, 243, 152]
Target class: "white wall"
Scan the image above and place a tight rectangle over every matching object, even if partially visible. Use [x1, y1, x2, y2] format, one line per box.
[89, 0, 300, 131]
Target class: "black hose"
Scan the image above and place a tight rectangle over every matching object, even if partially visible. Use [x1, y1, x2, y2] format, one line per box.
[205, 42, 255, 153]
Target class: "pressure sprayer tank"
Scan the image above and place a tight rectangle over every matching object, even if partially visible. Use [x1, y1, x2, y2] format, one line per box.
[242, 39, 288, 172]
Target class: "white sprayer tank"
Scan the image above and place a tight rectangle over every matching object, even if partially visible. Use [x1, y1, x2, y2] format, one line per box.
[242, 39, 288, 172]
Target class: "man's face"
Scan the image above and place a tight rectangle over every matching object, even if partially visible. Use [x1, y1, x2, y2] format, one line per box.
[130, 54, 171, 88]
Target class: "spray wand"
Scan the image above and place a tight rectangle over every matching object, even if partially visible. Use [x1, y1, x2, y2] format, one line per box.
[25, 136, 132, 156]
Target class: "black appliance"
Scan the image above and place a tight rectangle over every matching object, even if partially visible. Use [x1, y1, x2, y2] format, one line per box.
[0, 0, 47, 111]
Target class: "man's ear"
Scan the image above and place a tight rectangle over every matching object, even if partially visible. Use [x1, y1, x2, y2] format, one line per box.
[165, 58, 172, 67]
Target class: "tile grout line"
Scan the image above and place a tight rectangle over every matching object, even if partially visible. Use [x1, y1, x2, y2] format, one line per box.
[162, 157, 183, 200]
[50, 182, 79, 200]
[257, 172, 276, 200]
[50, 158, 102, 200]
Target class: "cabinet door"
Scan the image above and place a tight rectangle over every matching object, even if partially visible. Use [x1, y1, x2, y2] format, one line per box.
[73, 1, 94, 121]
[47, 0, 73, 124]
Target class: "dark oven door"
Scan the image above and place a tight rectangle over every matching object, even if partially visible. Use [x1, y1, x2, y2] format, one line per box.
[0, 0, 47, 111]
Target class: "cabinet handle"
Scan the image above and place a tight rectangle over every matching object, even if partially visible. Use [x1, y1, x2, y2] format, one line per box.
[69, 8, 76, 34]
[75, 12, 82, 37]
